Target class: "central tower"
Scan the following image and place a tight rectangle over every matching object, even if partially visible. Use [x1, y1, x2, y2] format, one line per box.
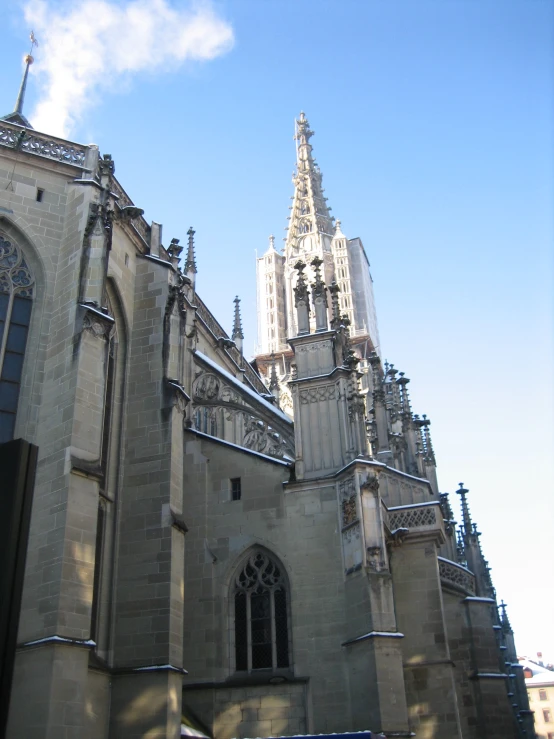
[255, 112, 380, 415]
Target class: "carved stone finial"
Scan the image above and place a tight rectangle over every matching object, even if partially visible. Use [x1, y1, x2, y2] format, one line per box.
[420, 415, 436, 465]
[99, 153, 115, 178]
[185, 227, 197, 277]
[232, 296, 244, 351]
[456, 482, 473, 536]
[293, 261, 310, 335]
[397, 372, 412, 415]
[328, 281, 341, 330]
[269, 234, 275, 250]
[499, 600, 512, 632]
[295, 111, 314, 143]
[344, 350, 359, 371]
[269, 352, 280, 403]
[310, 256, 328, 331]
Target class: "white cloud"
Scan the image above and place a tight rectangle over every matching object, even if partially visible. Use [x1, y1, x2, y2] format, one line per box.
[23, 0, 234, 137]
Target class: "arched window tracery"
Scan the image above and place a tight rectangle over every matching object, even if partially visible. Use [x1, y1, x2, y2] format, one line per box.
[233, 549, 290, 672]
[0, 235, 34, 443]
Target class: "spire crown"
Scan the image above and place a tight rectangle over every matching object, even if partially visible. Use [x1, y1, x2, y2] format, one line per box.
[286, 112, 334, 254]
[294, 111, 314, 146]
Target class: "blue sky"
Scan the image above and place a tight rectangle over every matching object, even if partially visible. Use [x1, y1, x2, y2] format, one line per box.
[3, 0, 553, 660]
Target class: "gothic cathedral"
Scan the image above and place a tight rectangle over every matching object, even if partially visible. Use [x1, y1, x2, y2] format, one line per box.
[0, 64, 533, 739]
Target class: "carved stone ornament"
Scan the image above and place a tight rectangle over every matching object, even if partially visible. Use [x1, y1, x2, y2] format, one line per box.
[339, 476, 356, 501]
[0, 235, 35, 297]
[192, 369, 291, 459]
[361, 475, 379, 495]
[243, 414, 287, 458]
[299, 384, 335, 404]
[193, 373, 223, 402]
[82, 311, 113, 339]
[295, 340, 332, 354]
[166, 379, 190, 415]
[342, 495, 358, 527]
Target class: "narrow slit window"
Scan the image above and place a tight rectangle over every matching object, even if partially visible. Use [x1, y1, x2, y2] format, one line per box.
[36, 188, 44, 202]
[231, 477, 241, 501]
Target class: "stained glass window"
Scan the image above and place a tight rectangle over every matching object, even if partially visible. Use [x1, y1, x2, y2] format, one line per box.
[233, 550, 289, 671]
[0, 235, 34, 443]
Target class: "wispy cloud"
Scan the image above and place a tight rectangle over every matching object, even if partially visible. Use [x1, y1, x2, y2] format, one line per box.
[23, 0, 234, 137]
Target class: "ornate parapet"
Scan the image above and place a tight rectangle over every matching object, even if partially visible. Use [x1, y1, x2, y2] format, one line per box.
[388, 501, 444, 543]
[0, 121, 87, 166]
[438, 556, 476, 595]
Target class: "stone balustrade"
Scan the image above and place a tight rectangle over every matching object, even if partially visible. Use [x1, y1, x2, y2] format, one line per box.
[438, 556, 476, 595]
[0, 121, 87, 166]
[388, 501, 441, 533]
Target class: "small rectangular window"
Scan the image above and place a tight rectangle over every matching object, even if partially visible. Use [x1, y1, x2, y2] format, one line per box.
[124, 253, 129, 266]
[36, 188, 44, 202]
[540, 689, 548, 701]
[544, 708, 552, 723]
[231, 477, 241, 501]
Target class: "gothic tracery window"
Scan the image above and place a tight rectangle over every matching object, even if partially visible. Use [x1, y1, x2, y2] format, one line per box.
[0, 235, 34, 443]
[233, 550, 290, 672]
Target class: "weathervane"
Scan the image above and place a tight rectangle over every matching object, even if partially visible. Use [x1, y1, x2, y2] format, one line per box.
[29, 30, 39, 58]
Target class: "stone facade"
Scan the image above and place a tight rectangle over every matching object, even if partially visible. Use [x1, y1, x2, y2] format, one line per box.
[0, 108, 533, 739]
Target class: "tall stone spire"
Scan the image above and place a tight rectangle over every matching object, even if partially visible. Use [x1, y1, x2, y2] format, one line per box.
[232, 296, 244, 352]
[286, 112, 334, 259]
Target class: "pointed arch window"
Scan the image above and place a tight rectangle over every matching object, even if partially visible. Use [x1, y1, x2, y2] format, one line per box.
[0, 235, 34, 443]
[233, 550, 290, 672]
